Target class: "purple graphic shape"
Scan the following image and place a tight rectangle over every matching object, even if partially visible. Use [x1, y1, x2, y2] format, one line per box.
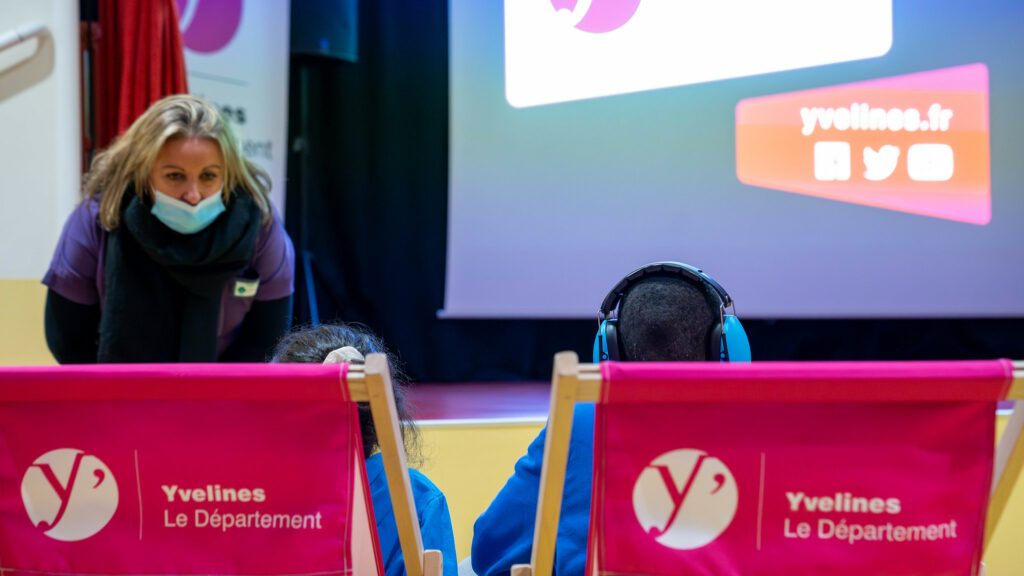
[551, 0, 642, 33]
[175, 0, 244, 54]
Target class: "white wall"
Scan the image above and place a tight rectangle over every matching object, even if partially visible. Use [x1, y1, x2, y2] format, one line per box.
[0, 0, 80, 279]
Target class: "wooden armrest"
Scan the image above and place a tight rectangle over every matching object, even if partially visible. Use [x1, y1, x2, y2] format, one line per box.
[510, 564, 534, 576]
[423, 549, 443, 576]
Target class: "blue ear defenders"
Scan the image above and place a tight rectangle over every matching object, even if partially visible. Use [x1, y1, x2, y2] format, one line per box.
[593, 262, 751, 363]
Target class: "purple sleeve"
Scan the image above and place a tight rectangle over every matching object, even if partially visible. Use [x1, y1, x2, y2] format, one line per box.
[252, 206, 295, 301]
[42, 201, 103, 306]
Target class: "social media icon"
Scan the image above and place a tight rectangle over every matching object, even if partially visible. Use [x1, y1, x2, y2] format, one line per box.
[814, 141, 851, 181]
[907, 144, 954, 182]
[863, 145, 900, 181]
[632, 449, 738, 550]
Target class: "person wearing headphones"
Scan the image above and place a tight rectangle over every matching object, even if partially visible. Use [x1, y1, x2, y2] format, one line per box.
[471, 262, 750, 575]
[271, 323, 458, 576]
[43, 94, 294, 363]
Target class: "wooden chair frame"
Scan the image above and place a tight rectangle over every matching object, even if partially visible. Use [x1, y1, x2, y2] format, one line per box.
[512, 353, 1024, 576]
[349, 353, 443, 576]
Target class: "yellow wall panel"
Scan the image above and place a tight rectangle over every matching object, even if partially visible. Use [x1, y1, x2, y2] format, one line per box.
[416, 421, 544, 560]
[0, 280, 53, 366]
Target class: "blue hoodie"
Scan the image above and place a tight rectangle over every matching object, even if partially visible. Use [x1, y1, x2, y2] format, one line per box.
[472, 404, 596, 576]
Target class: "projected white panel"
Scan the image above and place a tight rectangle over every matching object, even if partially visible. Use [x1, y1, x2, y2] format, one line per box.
[446, 0, 1024, 319]
[505, 0, 893, 108]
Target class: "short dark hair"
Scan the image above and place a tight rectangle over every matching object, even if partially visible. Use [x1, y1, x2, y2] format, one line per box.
[617, 276, 716, 362]
[270, 323, 419, 462]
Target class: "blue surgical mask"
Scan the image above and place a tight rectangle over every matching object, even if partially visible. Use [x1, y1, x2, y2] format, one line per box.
[150, 189, 226, 234]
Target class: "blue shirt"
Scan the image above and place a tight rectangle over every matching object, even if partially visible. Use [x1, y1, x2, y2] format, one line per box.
[472, 404, 595, 576]
[366, 453, 458, 576]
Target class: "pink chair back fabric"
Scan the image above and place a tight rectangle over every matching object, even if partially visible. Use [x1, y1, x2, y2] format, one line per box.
[0, 363, 384, 575]
[589, 360, 1012, 575]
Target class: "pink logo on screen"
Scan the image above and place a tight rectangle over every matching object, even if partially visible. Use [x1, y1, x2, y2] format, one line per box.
[175, 0, 244, 53]
[21, 449, 119, 542]
[551, 0, 642, 33]
[632, 449, 738, 550]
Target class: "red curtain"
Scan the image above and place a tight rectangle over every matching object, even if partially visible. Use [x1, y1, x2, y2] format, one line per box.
[93, 0, 189, 150]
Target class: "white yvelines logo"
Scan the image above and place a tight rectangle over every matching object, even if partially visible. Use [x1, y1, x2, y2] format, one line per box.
[505, 0, 892, 107]
[21, 448, 119, 541]
[632, 449, 737, 550]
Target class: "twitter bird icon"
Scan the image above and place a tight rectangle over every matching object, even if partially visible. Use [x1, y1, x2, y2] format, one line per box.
[863, 145, 900, 181]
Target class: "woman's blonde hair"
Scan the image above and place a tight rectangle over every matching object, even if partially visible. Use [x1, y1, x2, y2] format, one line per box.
[84, 94, 272, 230]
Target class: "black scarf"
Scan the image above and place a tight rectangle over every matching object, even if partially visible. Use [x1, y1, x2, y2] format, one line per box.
[98, 191, 261, 362]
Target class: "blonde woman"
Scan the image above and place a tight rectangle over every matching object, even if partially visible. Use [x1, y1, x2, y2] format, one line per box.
[43, 95, 294, 363]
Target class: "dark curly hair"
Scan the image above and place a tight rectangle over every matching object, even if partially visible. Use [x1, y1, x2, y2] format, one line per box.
[618, 276, 716, 362]
[270, 323, 420, 463]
